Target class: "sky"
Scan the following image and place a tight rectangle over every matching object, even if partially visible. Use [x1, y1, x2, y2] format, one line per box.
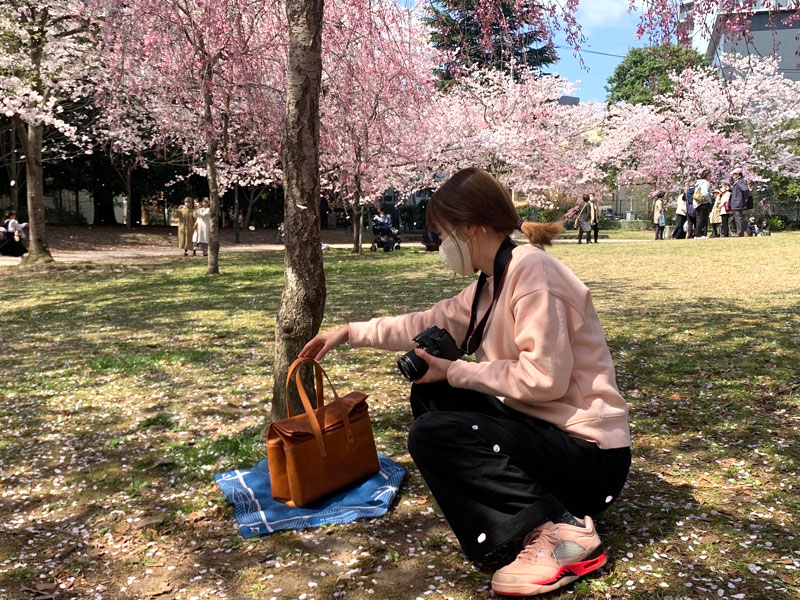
[549, 0, 651, 103]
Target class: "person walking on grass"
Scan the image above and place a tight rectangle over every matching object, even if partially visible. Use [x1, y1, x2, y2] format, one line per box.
[589, 195, 600, 243]
[574, 194, 596, 244]
[693, 169, 713, 239]
[193, 198, 211, 257]
[302, 167, 631, 597]
[729, 168, 750, 237]
[176, 197, 196, 257]
[653, 192, 666, 240]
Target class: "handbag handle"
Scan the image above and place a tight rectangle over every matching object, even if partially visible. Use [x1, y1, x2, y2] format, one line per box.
[284, 357, 356, 457]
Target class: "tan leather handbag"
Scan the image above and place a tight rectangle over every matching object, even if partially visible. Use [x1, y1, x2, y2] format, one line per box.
[266, 357, 380, 507]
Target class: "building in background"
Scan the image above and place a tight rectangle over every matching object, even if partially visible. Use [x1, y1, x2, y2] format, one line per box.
[679, 1, 800, 80]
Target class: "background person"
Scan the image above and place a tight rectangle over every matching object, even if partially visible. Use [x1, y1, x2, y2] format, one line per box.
[574, 194, 596, 244]
[0, 223, 27, 257]
[710, 189, 723, 237]
[589, 194, 600, 243]
[4, 212, 28, 239]
[193, 198, 211, 257]
[693, 169, 713, 239]
[301, 167, 631, 597]
[729, 168, 750, 237]
[176, 197, 196, 257]
[746, 216, 759, 237]
[653, 191, 666, 240]
[719, 183, 731, 237]
[672, 189, 687, 239]
[685, 185, 696, 238]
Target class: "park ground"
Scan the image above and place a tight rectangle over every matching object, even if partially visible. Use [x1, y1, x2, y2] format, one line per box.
[1, 233, 799, 600]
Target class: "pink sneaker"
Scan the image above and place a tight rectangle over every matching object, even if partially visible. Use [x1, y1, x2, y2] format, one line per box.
[491, 516, 607, 596]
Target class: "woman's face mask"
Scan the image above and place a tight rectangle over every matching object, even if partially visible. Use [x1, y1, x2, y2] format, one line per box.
[439, 229, 475, 276]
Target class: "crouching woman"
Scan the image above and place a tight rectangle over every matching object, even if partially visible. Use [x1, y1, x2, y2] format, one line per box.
[300, 167, 631, 596]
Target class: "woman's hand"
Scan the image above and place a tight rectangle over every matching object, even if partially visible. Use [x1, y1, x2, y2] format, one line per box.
[414, 349, 453, 384]
[299, 325, 350, 361]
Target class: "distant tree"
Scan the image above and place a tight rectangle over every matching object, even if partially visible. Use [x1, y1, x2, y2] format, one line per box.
[606, 44, 707, 105]
[424, 0, 557, 84]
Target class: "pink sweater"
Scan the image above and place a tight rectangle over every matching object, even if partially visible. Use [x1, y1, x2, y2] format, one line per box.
[348, 244, 631, 450]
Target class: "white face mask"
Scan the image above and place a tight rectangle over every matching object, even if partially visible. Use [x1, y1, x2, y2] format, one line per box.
[439, 229, 475, 276]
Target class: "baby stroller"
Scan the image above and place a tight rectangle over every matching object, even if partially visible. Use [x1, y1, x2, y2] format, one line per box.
[370, 215, 401, 252]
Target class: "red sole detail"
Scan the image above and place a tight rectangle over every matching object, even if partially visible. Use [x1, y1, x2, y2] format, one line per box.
[533, 552, 608, 586]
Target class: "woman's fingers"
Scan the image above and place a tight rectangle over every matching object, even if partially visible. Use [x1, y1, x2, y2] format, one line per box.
[299, 338, 323, 358]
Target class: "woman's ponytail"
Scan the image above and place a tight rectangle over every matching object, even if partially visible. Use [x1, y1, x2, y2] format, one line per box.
[427, 167, 564, 247]
[519, 220, 564, 247]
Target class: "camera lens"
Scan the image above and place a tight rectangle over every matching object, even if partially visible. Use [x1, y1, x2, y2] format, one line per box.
[397, 351, 429, 382]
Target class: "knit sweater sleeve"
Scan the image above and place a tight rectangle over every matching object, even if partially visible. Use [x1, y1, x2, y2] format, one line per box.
[348, 282, 476, 351]
[446, 289, 579, 402]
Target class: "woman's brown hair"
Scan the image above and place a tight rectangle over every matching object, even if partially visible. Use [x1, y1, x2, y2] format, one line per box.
[426, 167, 563, 247]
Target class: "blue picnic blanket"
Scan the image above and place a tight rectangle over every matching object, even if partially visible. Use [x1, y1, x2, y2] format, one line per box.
[214, 455, 406, 538]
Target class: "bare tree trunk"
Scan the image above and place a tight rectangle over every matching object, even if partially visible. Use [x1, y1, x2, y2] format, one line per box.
[9, 125, 19, 213]
[243, 188, 258, 229]
[351, 197, 362, 253]
[271, 0, 326, 422]
[125, 163, 133, 230]
[202, 85, 221, 276]
[13, 117, 52, 264]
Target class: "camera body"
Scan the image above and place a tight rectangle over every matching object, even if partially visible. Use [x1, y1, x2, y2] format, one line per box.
[397, 326, 464, 382]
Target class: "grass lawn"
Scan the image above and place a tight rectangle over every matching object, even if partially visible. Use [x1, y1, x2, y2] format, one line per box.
[1, 233, 799, 600]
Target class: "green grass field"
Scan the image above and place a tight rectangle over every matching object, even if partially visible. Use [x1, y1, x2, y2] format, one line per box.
[2, 233, 799, 600]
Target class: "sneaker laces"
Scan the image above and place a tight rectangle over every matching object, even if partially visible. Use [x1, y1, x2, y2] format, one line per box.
[516, 524, 560, 564]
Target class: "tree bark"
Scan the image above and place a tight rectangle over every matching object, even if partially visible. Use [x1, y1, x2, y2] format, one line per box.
[271, 0, 326, 422]
[351, 198, 362, 253]
[203, 82, 221, 275]
[125, 163, 133, 230]
[8, 125, 19, 213]
[13, 117, 52, 264]
[243, 188, 258, 229]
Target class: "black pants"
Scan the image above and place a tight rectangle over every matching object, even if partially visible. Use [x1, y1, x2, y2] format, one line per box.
[734, 210, 746, 236]
[655, 224, 665, 240]
[687, 215, 696, 238]
[577, 225, 591, 243]
[673, 214, 686, 239]
[695, 203, 711, 237]
[711, 223, 720, 237]
[407, 381, 631, 560]
[721, 214, 730, 237]
[591, 223, 599, 243]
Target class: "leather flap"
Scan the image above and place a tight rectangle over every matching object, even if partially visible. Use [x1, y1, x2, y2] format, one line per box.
[270, 392, 368, 439]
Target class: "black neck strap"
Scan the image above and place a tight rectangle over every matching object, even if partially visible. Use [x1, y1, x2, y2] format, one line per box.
[460, 237, 517, 355]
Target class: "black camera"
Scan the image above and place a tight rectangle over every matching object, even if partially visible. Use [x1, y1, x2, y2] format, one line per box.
[397, 326, 464, 382]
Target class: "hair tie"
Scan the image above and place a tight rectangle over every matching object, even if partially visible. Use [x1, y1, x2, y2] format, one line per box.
[515, 219, 524, 231]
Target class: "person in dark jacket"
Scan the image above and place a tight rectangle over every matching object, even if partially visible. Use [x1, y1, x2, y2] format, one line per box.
[685, 187, 696, 239]
[729, 168, 750, 237]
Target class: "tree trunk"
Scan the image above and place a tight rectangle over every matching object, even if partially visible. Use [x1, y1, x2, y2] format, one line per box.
[202, 81, 221, 275]
[125, 163, 133, 230]
[351, 198, 362, 253]
[243, 188, 258, 229]
[13, 117, 52, 264]
[9, 125, 19, 213]
[271, 0, 326, 422]
[92, 154, 117, 225]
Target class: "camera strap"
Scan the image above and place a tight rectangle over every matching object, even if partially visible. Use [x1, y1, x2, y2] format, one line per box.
[460, 237, 516, 355]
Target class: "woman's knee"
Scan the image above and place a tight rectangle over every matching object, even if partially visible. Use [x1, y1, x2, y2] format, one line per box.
[407, 412, 451, 462]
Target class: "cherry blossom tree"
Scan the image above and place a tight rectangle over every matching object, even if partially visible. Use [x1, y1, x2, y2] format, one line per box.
[0, 0, 101, 263]
[319, 0, 436, 252]
[594, 53, 800, 194]
[103, 0, 284, 275]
